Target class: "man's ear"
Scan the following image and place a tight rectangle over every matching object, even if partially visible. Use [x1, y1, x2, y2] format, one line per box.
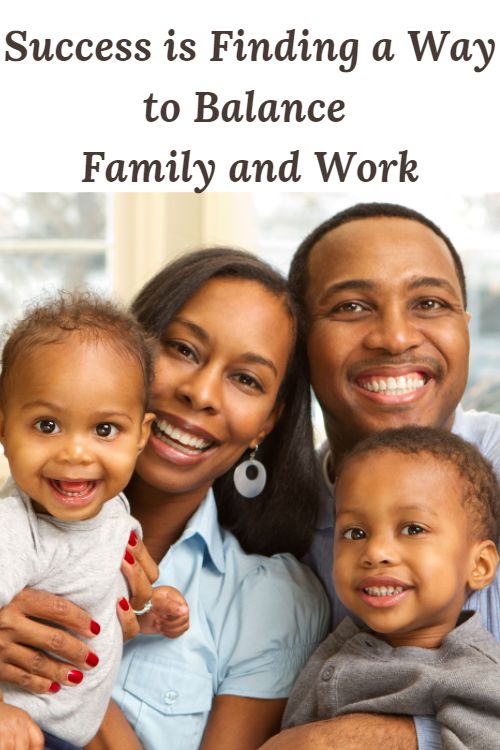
[468, 539, 499, 591]
[250, 401, 285, 450]
[137, 411, 155, 454]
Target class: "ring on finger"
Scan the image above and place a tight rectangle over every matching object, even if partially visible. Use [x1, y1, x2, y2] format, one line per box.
[132, 599, 153, 616]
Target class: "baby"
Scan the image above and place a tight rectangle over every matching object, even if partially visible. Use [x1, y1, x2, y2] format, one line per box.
[283, 426, 500, 749]
[0, 293, 187, 750]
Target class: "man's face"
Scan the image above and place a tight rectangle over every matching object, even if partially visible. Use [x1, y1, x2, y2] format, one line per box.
[305, 217, 470, 452]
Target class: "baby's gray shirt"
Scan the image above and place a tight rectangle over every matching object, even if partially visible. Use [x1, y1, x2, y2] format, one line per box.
[0, 476, 139, 746]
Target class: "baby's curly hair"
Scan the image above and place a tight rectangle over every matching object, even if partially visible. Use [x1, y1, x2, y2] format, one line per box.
[0, 291, 155, 408]
[338, 426, 500, 542]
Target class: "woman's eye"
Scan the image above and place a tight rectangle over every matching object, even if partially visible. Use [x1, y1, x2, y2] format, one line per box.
[167, 341, 197, 361]
[401, 523, 426, 536]
[34, 419, 60, 434]
[334, 302, 366, 313]
[95, 423, 118, 438]
[234, 373, 263, 391]
[343, 527, 366, 540]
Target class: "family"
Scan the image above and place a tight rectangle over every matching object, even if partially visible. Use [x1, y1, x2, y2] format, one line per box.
[1, 201, 500, 750]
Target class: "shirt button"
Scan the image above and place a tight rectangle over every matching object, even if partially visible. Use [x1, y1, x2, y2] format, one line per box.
[164, 690, 178, 705]
[321, 666, 334, 681]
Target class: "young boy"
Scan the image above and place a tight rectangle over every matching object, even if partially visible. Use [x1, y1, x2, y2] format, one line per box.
[283, 426, 500, 749]
[0, 293, 188, 750]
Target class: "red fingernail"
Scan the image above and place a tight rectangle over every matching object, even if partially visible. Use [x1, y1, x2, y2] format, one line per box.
[49, 682, 61, 693]
[119, 597, 130, 611]
[90, 620, 101, 635]
[124, 550, 135, 565]
[67, 670, 83, 685]
[128, 531, 138, 547]
[86, 651, 99, 667]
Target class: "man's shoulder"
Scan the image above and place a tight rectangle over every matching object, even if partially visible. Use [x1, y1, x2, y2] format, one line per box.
[453, 406, 500, 471]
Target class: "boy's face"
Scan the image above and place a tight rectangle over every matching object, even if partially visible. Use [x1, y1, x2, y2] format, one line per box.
[334, 450, 497, 647]
[0, 336, 153, 521]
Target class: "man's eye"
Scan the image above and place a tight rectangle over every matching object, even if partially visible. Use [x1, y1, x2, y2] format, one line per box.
[343, 527, 366, 540]
[333, 302, 366, 314]
[401, 523, 426, 536]
[95, 423, 118, 438]
[416, 299, 445, 311]
[34, 419, 60, 434]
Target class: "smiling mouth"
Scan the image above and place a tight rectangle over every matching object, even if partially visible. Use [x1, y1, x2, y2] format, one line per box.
[48, 479, 99, 506]
[356, 372, 429, 396]
[363, 585, 405, 596]
[152, 418, 214, 455]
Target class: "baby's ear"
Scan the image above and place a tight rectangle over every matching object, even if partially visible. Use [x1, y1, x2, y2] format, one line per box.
[468, 540, 499, 591]
[138, 411, 155, 454]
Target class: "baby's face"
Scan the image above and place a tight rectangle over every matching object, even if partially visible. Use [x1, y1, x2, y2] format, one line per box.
[0, 335, 153, 520]
[334, 450, 487, 647]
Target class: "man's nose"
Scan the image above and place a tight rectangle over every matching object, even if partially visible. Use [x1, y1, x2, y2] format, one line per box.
[363, 305, 424, 354]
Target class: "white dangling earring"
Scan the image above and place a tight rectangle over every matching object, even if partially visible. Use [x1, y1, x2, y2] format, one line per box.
[233, 446, 267, 498]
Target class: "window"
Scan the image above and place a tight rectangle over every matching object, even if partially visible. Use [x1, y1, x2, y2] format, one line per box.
[0, 193, 111, 328]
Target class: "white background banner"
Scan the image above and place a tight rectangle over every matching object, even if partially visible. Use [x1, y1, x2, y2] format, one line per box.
[1, 0, 498, 191]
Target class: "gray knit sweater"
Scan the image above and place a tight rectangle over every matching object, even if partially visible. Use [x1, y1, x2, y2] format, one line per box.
[283, 612, 500, 750]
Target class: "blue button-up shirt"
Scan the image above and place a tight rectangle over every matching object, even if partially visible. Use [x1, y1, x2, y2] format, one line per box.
[113, 489, 330, 750]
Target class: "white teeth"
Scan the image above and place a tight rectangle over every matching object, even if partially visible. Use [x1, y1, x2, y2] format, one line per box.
[154, 419, 211, 452]
[363, 586, 405, 596]
[359, 374, 426, 396]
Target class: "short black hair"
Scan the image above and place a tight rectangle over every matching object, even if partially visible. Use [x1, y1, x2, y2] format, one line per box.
[289, 202, 467, 311]
[1, 290, 154, 408]
[338, 426, 500, 541]
[131, 247, 319, 558]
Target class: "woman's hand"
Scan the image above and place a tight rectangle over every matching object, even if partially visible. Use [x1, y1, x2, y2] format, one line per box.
[0, 589, 100, 694]
[117, 532, 159, 640]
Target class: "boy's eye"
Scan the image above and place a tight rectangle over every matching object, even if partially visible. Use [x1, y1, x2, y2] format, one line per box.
[95, 423, 118, 438]
[401, 523, 426, 536]
[34, 419, 60, 434]
[343, 527, 366, 540]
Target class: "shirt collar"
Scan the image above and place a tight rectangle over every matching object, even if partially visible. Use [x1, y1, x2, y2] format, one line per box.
[177, 488, 226, 574]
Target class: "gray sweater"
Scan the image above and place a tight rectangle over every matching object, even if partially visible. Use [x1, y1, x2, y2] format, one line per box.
[283, 612, 500, 750]
[0, 477, 139, 746]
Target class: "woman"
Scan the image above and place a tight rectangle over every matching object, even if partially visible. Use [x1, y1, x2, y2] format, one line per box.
[0, 249, 329, 749]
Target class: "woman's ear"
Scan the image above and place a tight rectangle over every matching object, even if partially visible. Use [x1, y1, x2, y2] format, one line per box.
[251, 401, 285, 449]
[467, 539, 499, 591]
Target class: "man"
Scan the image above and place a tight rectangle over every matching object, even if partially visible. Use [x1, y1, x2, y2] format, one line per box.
[262, 202, 500, 750]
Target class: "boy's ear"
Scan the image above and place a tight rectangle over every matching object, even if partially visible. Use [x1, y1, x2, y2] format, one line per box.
[138, 412, 155, 454]
[468, 539, 499, 591]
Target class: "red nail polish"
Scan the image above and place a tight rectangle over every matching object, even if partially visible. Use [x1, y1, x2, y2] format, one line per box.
[86, 651, 99, 667]
[49, 682, 61, 693]
[118, 597, 130, 611]
[67, 669, 83, 685]
[128, 531, 138, 547]
[124, 550, 135, 565]
[90, 620, 101, 635]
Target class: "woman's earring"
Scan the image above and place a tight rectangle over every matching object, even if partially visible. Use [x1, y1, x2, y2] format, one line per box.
[233, 446, 267, 498]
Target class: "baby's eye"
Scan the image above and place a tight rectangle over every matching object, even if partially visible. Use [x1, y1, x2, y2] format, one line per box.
[343, 527, 366, 540]
[95, 423, 118, 438]
[34, 419, 60, 435]
[401, 523, 426, 536]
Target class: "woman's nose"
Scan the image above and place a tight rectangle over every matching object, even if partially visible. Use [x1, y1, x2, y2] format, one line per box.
[176, 366, 221, 413]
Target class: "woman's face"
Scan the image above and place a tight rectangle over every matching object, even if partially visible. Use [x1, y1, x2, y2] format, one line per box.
[135, 277, 295, 499]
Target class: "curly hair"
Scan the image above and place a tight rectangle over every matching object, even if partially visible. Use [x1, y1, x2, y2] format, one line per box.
[0, 290, 154, 407]
[338, 426, 500, 542]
